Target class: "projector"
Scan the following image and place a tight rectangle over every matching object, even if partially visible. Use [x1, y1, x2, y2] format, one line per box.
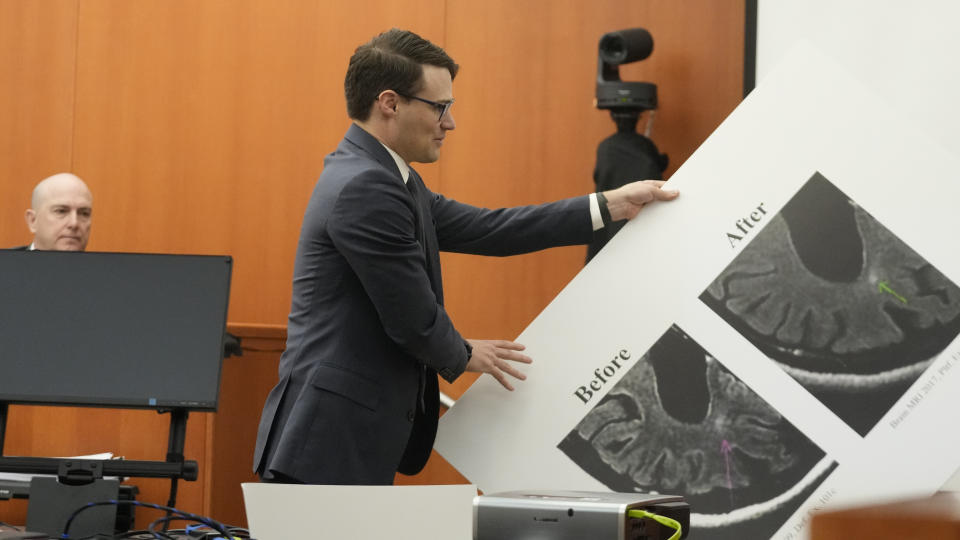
[474, 490, 689, 540]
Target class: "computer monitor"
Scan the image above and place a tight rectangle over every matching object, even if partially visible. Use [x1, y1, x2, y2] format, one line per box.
[0, 250, 232, 411]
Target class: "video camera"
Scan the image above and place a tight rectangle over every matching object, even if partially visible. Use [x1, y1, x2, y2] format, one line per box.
[586, 27, 668, 263]
[596, 28, 657, 130]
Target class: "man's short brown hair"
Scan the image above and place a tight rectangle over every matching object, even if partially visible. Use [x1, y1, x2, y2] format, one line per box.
[344, 28, 459, 121]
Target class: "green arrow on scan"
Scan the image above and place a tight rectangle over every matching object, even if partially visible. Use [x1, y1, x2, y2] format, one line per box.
[878, 281, 907, 304]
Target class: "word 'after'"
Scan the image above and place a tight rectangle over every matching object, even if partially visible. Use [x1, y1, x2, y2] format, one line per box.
[726, 202, 768, 248]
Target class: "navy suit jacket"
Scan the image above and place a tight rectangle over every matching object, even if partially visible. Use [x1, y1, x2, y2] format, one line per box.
[253, 124, 594, 484]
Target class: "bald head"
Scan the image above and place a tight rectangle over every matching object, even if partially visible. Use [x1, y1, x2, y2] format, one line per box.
[25, 173, 93, 251]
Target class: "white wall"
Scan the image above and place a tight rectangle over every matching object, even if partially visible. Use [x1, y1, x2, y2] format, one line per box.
[757, 0, 960, 158]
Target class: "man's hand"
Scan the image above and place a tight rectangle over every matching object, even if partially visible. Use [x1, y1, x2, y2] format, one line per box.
[465, 339, 532, 391]
[605, 180, 679, 222]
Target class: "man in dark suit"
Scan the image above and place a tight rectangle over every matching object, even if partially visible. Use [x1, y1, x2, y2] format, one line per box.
[16, 173, 93, 251]
[253, 29, 679, 485]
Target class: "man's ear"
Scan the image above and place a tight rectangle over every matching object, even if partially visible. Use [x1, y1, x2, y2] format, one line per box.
[24, 208, 37, 233]
[376, 90, 400, 116]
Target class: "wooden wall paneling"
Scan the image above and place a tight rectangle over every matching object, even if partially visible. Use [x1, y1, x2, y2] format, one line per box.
[70, 0, 447, 326]
[0, 1, 77, 248]
[206, 323, 286, 527]
[809, 493, 960, 540]
[616, 1, 746, 178]
[72, 0, 321, 326]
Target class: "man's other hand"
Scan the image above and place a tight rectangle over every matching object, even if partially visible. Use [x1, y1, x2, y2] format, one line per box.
[465, 339, 532, 391]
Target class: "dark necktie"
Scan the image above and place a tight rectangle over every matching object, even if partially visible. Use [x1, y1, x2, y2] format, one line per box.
[406, 173, 427, 250]
[406, 172, 430, 412]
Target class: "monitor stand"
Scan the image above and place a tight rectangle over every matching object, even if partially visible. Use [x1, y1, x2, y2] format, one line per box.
[0, 404, 197, 532]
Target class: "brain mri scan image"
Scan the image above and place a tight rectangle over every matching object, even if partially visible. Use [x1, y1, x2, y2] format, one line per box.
[700, 172, 960, 435]
[559, 325, 835, 539]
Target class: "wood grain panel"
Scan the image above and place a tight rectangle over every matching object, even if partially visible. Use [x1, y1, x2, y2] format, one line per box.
[71, 0, 446, 325]
[0, 1, 77, 248]
[810, 493, 960, 539]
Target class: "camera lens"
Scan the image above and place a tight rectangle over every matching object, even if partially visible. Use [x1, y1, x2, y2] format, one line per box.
[599, 28, 653, 65]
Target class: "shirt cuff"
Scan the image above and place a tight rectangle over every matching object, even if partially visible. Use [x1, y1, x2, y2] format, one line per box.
[589, 192, 604, 231]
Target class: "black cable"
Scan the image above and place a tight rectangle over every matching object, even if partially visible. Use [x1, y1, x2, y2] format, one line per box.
[121, 530, 186, 539]
[82, 526, 252, 540]
[114, 532, 158, 539]
[148, 517, 193, 539]
[148, 516, 234, 540]
[163, 478, 179, 532]
[187, 526, 251, 539]
[60, 500, 232, 539]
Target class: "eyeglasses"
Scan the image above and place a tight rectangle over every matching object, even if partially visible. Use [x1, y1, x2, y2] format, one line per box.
[397, 92, 454, 122]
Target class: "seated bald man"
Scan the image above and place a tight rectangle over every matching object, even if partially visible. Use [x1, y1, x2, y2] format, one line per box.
[19, 173, 93, 251]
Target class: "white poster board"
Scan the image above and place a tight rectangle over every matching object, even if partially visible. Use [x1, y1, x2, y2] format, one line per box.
[756, 1, 960, 158]
[242, 483, 476, 540]
[436, 42, 960, 539]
